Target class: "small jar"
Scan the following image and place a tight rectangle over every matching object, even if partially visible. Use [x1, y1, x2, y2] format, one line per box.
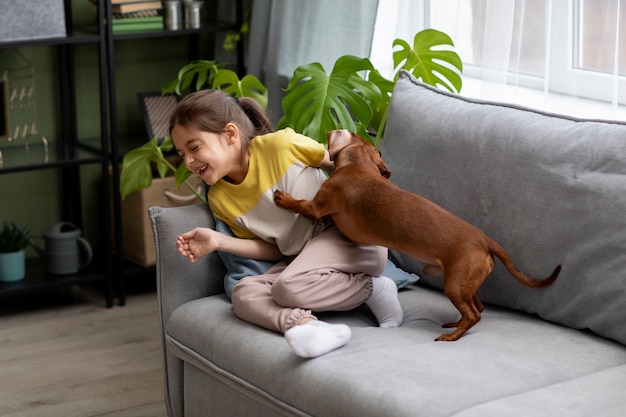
[185, 1, 204, 29]
[164, 1, 183, 30]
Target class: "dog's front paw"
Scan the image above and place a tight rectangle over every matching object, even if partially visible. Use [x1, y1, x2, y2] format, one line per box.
[273, 190, 294, 209]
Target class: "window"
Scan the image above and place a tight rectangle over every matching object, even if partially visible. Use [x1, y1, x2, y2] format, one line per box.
[372, 0, 626, 117]
[551, 0, 626, 105]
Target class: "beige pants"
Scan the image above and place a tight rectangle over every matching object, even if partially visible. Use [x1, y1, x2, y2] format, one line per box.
[231, 227, 387, 334]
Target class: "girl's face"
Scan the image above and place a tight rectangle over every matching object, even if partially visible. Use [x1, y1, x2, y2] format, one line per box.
[171, 123, 247, 185]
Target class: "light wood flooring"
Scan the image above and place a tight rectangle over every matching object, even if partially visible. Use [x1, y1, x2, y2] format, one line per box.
[0, 285, 166, 417]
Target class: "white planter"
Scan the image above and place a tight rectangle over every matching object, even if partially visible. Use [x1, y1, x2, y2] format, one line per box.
[0, 250, 25, 282]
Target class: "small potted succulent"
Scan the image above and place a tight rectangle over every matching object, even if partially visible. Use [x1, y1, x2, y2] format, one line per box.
[0, 222, 29, 282]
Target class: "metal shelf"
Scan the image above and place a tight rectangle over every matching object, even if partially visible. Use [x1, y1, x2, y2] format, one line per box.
[0, 0, 113, 307]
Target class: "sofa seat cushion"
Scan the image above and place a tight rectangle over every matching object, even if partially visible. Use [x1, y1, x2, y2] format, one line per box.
[381, 72, 626, 346]
[165, 286, 626, 417]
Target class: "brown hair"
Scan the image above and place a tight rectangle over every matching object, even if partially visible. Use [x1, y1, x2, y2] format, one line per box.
[169, 89, 274, 150]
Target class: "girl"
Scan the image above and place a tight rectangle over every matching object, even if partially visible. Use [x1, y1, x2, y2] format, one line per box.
[172, 89, 402, 358]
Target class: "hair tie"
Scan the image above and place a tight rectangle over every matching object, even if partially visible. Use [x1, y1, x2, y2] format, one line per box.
[232, 95, 241, 106]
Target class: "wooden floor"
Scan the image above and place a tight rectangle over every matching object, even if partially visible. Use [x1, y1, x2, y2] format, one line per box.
[0, 285, 166, 417]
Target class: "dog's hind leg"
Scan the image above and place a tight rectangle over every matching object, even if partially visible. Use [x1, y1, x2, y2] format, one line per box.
[436, 257, 491, 341]
[437, 284, 480, 341]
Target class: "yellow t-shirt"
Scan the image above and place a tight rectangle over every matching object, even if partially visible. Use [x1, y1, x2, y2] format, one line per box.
[208, 128, 327, 256]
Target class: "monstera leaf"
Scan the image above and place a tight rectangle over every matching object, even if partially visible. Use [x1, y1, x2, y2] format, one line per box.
[212, 69, 268, 109]
[367, 69, 396, 143]
[393, 29, 463, 93]
[161, 61, 268, 109]
[278, 55, 382, 144]
[161, 60, 223, 96]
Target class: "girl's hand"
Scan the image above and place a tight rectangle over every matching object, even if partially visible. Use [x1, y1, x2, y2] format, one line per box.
[176, 227, 284, 264]
[177, 227, 221, 263]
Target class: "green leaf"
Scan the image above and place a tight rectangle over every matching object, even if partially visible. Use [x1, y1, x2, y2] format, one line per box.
[367, 69, 395, 142]
[120, 138, 163, 199]
[393, 29, 463, 93]
[174, 160, 193, 188]
[278, 55, 381, 143]
[161, 60, 222, 96]
[212, 70, 269, 109]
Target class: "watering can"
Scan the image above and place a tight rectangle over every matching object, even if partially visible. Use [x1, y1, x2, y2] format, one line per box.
[29, 222, 93, 275]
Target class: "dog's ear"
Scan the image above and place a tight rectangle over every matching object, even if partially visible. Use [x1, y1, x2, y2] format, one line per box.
[327, 130, 353, 160]
[373, 150, 392, 178]
[378, 160, 392, 178]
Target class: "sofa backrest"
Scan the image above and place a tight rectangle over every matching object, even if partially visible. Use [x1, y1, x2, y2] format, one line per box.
[380, 71, 626, 346]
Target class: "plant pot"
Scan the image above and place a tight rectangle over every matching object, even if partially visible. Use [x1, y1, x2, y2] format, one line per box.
[0, 250, 26, 282]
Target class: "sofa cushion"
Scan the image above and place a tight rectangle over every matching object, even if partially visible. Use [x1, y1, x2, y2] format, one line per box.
[380, 71, 626, 346]
[166, 287, 626, 417]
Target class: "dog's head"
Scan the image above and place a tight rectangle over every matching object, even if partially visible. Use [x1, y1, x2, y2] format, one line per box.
[326, 129, 391, 178]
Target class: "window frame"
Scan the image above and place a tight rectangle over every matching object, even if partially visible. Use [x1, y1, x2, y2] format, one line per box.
[548, 0, 626, 105]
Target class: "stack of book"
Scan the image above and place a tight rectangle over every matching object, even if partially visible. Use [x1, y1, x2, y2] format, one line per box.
[93, 1, 165, 34]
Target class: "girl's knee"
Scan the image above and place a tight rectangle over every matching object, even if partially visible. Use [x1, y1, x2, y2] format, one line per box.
[270, 277, 292, 307]
[362, 245, 388, 276]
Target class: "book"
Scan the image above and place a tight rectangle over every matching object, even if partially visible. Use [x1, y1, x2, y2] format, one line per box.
[90, 0, 164, 14]
[113, 16, 163, 25]
[112, 15, 164, 33]
[113, 9, 159, 19]
[111, 1, 163, 14]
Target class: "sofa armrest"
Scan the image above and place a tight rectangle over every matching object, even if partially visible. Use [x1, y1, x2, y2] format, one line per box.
[149, 204, 226, 417]
[149, 204, 226, 323]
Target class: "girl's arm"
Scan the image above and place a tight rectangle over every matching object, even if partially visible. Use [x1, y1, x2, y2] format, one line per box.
[177, 227, 284, 264]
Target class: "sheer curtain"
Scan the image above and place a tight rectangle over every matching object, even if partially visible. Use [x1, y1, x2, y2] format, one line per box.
[370, 0, 626, 121]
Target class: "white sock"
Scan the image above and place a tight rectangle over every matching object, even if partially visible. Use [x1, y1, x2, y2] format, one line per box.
[366, 276, 403, 328]
[284, 320, 351, 358]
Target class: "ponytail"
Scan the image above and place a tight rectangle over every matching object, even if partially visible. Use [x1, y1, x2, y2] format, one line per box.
[239, 97, 274, 136]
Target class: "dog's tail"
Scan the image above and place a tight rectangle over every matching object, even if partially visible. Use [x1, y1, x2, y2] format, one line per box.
[488, 240, 561, 288]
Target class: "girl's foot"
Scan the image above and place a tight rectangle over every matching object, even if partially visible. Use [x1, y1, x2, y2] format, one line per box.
[285, 320, 351, 358]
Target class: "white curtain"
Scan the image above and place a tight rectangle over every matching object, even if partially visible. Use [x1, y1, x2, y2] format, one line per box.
[370, 0, 626, 121]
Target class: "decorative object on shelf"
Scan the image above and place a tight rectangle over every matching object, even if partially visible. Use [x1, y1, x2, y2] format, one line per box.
[25, 222, 93, 275]
[0, 50, 49, 168]
[138, 92, 179, 140]
[164, 1, 183, 30]
[0, 222, 29, 282]
[0, 0, 66, 42]
[184, 0, 203, 29]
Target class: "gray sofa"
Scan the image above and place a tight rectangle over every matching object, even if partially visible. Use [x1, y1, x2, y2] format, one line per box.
[149, 71, 626, 417]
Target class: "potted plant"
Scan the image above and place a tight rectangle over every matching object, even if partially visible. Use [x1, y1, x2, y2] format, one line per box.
[119, 28, 462, 199]
[0, 222, 29, 282]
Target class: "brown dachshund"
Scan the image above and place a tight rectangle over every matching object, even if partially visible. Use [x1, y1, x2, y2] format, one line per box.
[274, 129, 560, 341]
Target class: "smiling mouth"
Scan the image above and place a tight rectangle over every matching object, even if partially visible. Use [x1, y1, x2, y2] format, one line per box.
[196, 165, 208, 175]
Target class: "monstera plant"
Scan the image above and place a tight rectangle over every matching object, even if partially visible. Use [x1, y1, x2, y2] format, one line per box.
[119, 28, 462, 199]
[279, 29, 462, 145]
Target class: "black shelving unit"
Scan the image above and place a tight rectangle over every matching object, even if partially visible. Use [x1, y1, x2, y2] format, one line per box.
[106, 0, 245, 305]
[0, 0, 114, 307]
